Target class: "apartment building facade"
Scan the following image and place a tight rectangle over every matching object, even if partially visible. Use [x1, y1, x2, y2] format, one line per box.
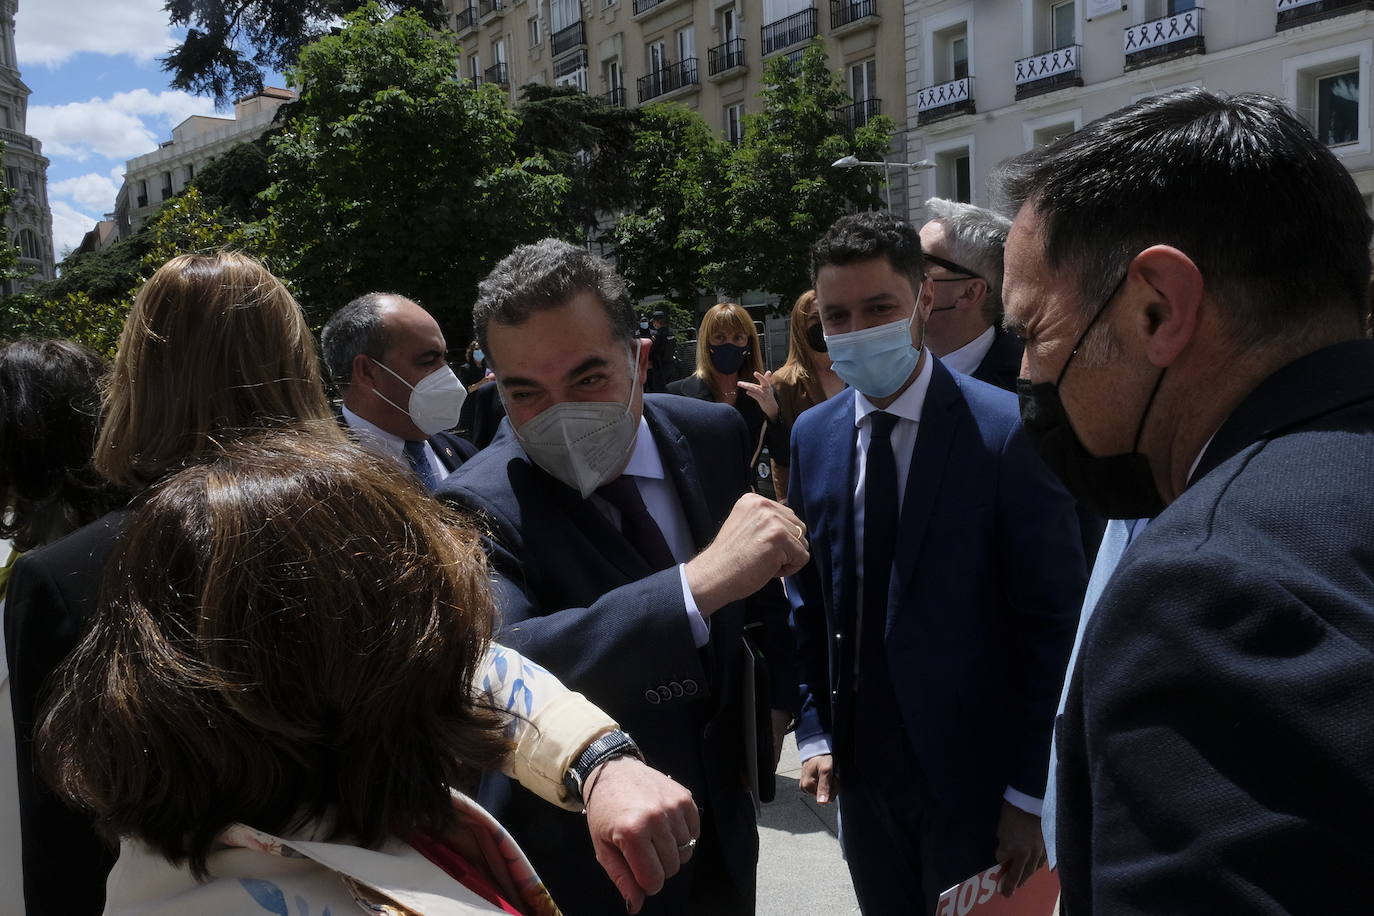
[904, 0, 1374, 224]
[115, 87, 294, 237]
[441, 0, 915, 213]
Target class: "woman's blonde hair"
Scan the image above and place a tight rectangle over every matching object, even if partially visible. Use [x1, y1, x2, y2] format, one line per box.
[693, 302, 765, 383]
[95, 252, 341, 487]
[771, 290, 826, 403]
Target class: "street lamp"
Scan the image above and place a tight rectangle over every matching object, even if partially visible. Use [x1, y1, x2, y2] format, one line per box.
[831, 155, 935, 214]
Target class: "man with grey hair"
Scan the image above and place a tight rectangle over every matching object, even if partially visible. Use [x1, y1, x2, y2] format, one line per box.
[438, 238, 806, 916]
[320, 292, 477, 489]
[919, 197, 1023, 392]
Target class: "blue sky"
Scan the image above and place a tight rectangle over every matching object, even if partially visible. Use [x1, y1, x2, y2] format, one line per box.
[15, 0, 283, 259]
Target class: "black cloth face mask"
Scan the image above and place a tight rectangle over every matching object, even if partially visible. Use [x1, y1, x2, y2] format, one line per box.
[1016, 275, 1167, 520]
[806, 322, 827, 353]
[709, 342, 750, 375]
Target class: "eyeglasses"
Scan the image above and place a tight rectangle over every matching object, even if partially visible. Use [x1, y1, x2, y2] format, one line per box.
[923, 253, 983, 281]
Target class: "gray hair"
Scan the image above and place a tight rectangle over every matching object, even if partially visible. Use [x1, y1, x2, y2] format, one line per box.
[319, 293, 395, 392]
[474, 239, 636, 361]
[924, 197, 1011, 325]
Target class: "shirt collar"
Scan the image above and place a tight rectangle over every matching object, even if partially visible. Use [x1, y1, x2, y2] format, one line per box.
[342, 404, 409, 466]
[853, 349, 935, 429]
[620, 416, 666, 480]
[940, 325, 997, 377]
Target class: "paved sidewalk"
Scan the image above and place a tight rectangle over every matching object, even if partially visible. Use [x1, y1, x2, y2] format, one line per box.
[757, 734, 860, 915]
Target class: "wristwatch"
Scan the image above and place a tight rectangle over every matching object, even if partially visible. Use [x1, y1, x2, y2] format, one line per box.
[563, 729, 643, 806]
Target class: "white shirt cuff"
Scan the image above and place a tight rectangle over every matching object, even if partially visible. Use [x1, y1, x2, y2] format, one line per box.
[1003, 786, 1043, 817]
[797, 733, 833, 762]
[678, 563, 710, 648]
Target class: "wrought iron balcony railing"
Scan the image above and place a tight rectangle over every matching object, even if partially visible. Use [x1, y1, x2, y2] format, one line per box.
[708, 38, 746, 75]
[483, 62, 509, 86]
[761, 8, 818, 55]
[830, 0, 876, 30]
[1124, 7, 1204, 69]
[834, 98, 880, 133]
[455, 5, 477, 30]
[1277, 0, 1373, 29]
[600, 87, 627, 107]
[637, 58, 699, 102]
[551, 21, 586, 56]
[478, 0, 503, 19]
[1013, 44, 1082, 99]
[916, 77, 974, 125]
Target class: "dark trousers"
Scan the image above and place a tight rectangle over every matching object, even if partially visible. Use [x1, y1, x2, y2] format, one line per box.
[838, 742, 997, 916]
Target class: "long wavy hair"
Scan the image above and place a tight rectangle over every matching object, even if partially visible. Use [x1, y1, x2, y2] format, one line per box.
[770, 290, 827, 406]
[95, 252, 341, 488]
[39, 433, 511, 877]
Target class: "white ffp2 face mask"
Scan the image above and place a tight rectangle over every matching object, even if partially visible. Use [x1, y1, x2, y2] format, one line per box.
[373, 360, 467, 436]
[509, 345, 642, 499]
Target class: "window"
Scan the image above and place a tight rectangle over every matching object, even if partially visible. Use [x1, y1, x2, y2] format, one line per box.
[933, 144, 973, 204]
[606, 59, 623, 89]
[1031, 121, 1075, 147]
[647, 39, 666, 73]
[18, 229, 40, 261]
[161, 171, 173, 200]
[1168, 0, 1196, 13]
[550, 0, 579, 32]
[951, 35, 968, 81]
[720, 7, 738, 43]
[725, 103, 744, 144]
[184, 163, 195, 184]
[1317, 71, 1359, 146]
[4, 167, 16, 189]
[137, 179, 149, 207]
[469, 54, 482, 82]
[677, 26, 695, 63]
[0, 106, 9, 129]
[493, 38, 507, 65]
[1051, 0, 1075, 50]
[554, 49, 588, 90]
[528, 16, 541, 46]
[849, 58, 876, 102]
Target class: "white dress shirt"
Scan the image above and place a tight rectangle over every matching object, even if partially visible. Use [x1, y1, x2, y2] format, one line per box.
[341, 405, 453, 484]
[939, 325, 997, 377]
[592, 418, 710, 647]
[800, 353, 1041, 814]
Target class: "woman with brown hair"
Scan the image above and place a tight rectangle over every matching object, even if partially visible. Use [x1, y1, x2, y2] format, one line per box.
[767, 291, 846, 502]
[666, 303, 790, 494]
[39, 434, 568, 915]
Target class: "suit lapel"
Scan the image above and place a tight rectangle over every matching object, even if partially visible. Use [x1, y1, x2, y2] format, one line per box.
[891, 361, 963, 608]
[820, 391, 861, 626]
[525, 455, 652, 584]
[647, 401, 716, 551]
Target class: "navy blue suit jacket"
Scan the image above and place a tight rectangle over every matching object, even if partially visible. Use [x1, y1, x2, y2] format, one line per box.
[971, 326, 1025, 394]
[789, 358, 1084, 824]
[438, 394, 797, 914]
[1056, 339, 1374, 914]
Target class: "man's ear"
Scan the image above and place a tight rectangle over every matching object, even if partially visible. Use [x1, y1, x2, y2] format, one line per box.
[1126, 246, 1204, 369]
[916, 276, 935, 322]
[635, 337, 651, 384]
[351, 352, 379, 391]
[962, 278, 990, 312]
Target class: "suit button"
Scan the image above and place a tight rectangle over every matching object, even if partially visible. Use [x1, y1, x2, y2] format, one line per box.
[669, 681, 684, 697]
[682, 679, 699, 696]
[657, 685, 673, 702]
[645, 690, 661, 704]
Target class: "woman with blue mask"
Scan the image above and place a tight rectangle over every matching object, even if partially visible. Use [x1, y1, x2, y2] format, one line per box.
[667, 303, 790, 497]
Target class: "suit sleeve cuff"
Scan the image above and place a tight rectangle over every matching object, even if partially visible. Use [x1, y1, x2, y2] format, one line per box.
[678, 563, 710, 648]
[797, 733, 832, 762]
[1004, 786, 1043, 817]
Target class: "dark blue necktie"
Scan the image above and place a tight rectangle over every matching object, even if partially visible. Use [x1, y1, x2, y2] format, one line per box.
[597, 475, 677, 572]
[861, 411, 900, 661]
[403, 439, 440, 492]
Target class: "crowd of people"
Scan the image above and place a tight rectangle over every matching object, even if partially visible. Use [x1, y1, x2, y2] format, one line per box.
[3, 85, 1374, 916]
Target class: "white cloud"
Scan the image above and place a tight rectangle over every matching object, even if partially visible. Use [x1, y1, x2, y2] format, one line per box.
[16, 0, 176, 67]
[29, 89, 218, 162]
[50, 173, 120, 213]
[49, 200, 101, 260]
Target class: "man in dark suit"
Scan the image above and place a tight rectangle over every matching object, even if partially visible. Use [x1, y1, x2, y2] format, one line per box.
[439, 238, 806, 916]
[789, 212, 1085, 915]
[320, 293, 477, 488]
[647, 309, 678, 392]
[996, 88, 1374, 912]
[918, 197, 1022, 393]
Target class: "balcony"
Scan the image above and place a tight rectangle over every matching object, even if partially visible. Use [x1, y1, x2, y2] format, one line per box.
[551, 20, 586, 56]
[917, 77, 975, 126]
[478, 0, 504, 21]
[1277, 0, 1374, 29]
[1124, 7, 1204, 70]
[455, 5, 477, 32]
[762, 8, 818, 56]
[1014, 44, 1082, 100]
[600, 87, 627, 106]
[0, 128, 34, 154]
[708, 37, 746, 77]
[637, 58, 699, 102]
[632, 0, 688, 16]
[830, 0, 877, 32]
[484, 62, 509, 86]
[834, 98, 880, 133]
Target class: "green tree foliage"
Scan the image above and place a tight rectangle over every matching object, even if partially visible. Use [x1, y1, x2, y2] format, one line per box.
[707, 44, 892, 305]
[612, 103, 728, 303]
[262, 4, 567, 330]
[515, 84, 641, 241]
[162, 0, 446, 106]
[191, 139, 274, 219]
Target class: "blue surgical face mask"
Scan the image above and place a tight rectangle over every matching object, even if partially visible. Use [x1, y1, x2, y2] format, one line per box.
[824, 312, 922, 398]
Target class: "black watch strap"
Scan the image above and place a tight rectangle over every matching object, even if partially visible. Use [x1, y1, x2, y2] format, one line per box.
[563, 730, 643, 805]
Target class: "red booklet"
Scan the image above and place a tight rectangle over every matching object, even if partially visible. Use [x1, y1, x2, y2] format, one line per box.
[935, 864, 1060, 916]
